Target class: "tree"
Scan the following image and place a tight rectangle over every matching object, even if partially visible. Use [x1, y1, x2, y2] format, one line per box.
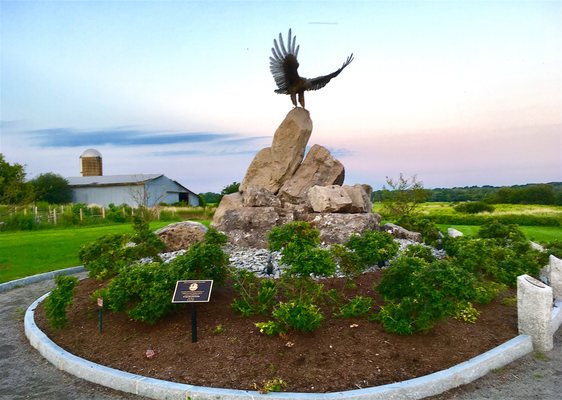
[380, 174, 429, 220]
[0, 154, 32, 204]
[221, 181, 240, 196]
[30, 173, 72, 204]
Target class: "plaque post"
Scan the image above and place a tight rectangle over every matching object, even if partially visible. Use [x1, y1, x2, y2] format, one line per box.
[191, 303, 198, 343]
[172, 280, 213, 344]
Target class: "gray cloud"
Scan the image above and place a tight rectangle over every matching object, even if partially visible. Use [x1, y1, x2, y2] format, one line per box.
[28, 127, 250, 147]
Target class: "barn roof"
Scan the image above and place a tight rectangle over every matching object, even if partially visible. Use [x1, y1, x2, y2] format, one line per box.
[66, 174, 197, 196]
[66, 174, 163, 187]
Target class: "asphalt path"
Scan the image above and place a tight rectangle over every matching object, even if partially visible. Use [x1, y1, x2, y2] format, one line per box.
[0, 275, 560, 400]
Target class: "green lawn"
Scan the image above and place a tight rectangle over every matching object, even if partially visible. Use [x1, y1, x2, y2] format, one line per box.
[437, 224, 562, 243]
[0, 221, 171, 283]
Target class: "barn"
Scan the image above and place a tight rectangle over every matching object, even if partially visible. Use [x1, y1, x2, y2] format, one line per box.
[66, 174, 200, 207]
[66, 149, 199, 207]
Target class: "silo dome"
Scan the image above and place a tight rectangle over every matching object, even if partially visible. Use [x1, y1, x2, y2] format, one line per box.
[80, 148, 103, 176]
[81, 148, 102, 158]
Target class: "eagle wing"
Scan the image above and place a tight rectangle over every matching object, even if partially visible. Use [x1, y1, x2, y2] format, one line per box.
[269, 29, 300, 94]
[306, 53, 354, 91]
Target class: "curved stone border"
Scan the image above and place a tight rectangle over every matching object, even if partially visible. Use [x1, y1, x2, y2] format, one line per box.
[25, 292, 533, 400]
[0, 266, 85, 293]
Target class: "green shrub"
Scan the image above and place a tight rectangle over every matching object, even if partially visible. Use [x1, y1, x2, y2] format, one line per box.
[79, 233, 133, 279]
[376, 256, 478, 334]
[168, 229, 230, 286]
[444, 235, 547, 287]
[45, 275, 79, 329]
[97, 261, 177, 324]
[401, 244, 436, 262]
[268, 221, 320, 252]
[330, 244, 365, 280]
[97, 229, 229, 324]
[396, 216, 441, 245]
[345, 230, 399, 267]
[231, 270, 277, 316]
[271, 300, 324, 333]
[1, 213, 39, 231]
[79, 217, 166, 280]
[545, 240, 562, 258]
[336, 296, 374, 318]
[473, 281, 507, 304]
[478, 219, 526, 242]
[453, 301, 480, 323]
[282, 245, 337, 278]
[454, 202, 495, 214]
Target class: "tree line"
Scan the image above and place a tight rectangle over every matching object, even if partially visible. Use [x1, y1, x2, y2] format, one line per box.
[0, 154, 72, 204]
[373, 182, 562, 205]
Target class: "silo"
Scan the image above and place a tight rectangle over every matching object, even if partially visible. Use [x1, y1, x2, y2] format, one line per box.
[80, 149, 103, 176]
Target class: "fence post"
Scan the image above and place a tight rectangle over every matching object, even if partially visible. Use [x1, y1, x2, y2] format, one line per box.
[517, 274, 553, 352]
[102, 207, 106, 219]
[53, 209, 57, 225]
[80, 208, 84, 222]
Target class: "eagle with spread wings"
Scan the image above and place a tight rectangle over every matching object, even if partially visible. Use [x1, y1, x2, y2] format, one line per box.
[269, 29, 354, 109]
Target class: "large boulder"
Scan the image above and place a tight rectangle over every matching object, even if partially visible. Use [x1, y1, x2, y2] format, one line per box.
[307, 185, 353, 213]
[155, 221, 208, 252]
[278, 144, 345, 204]
[305, 213, 381, 245]
[342, 184, 373, 213]
[382, 223, 423, 243]
[215, 207, 283, 248]
[239, 108, 312, 194]
[212, 192, 243, 227]
[242, 187, 281, 208]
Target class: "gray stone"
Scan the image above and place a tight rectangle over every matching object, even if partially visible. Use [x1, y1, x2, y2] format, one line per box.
[307, 185, 353, 213]
[547, 255, 562, 300]
[306, 212, 381, 245]
[447, 228, 464, 238]
[240, 108, 312, 194]
[214, 207, 281, 248]
[211, 192, 243, 227]
[517, 274, 553, 352]
[382, 223, 423, 242]
[242, 187, 281, 208]
[278, 144, 345, 204]
[154, 221, 207, 252]
[342, 184, 372, 213]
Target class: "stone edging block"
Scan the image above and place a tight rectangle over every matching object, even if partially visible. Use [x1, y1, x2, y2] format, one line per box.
[25, 291, 533, 400]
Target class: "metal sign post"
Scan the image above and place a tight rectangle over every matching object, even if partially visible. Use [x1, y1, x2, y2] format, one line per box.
[172, 280, 213, 343]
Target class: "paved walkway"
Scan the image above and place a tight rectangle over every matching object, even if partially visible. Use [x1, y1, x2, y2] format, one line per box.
[0, 275, 560, 400]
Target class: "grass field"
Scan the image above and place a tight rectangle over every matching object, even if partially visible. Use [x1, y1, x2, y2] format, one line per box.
[437, 225, 561, 243]
[0, 221, 171, 283]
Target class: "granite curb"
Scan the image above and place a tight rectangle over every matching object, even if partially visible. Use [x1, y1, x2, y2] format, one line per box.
[0, 266, 85, 293]
[25, 291, 534, 400]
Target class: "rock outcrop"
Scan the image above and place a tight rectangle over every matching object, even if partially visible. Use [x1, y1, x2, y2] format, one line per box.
[239, 108, 312, 194]
[155, 221, 208, 251]
[212, 108, 380, 248]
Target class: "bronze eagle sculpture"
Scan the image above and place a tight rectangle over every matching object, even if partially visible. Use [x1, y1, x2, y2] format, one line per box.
[269, 28, 354, 108]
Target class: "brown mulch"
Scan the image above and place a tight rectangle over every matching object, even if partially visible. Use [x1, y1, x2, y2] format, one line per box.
[34, 272, 518, 393]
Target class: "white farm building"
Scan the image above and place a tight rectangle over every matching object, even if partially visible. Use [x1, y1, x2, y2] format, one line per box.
[66, 174, 200, 208]
[66, 149, 200, 207]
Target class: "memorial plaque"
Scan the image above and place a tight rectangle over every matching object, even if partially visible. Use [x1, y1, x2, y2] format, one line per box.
[172, 280, 213, 303]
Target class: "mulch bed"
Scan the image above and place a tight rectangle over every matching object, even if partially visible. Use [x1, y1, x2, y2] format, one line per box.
[34, 271, 518, 393]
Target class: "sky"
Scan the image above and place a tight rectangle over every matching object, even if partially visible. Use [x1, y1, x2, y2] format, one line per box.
[1, 0, 561, 194]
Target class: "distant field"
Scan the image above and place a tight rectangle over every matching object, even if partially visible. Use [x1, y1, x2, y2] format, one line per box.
[416, 202, 562, 218]
[0, 221, 171, 283]
[437, 225, 561, 243]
